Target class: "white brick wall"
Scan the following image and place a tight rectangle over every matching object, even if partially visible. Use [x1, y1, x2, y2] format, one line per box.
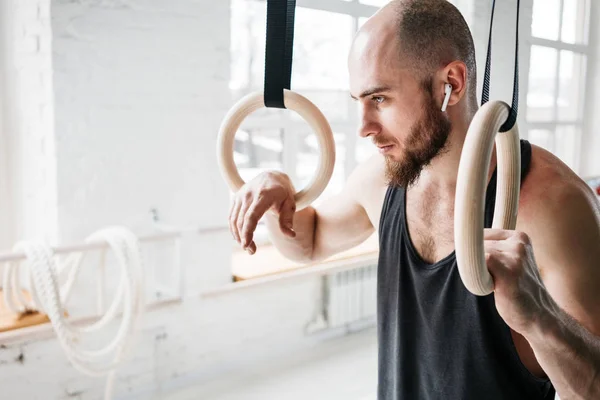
[0, 0, 11, 250]
[0, 0, 58, 248]
[51, 0, 231, 243]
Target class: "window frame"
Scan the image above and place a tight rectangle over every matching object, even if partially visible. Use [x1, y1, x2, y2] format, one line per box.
[525, 0, 591, 172]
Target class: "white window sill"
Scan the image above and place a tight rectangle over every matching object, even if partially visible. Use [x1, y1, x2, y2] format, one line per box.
[231, 233, 379, 281]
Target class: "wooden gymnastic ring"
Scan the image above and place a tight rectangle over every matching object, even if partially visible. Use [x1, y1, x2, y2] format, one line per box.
[217, 89, 335, 211]
[455, 101, 521, 296]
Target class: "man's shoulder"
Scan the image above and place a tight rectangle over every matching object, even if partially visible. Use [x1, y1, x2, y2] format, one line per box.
[344, 153, 389, 224]
[347, 153, 388, 196]
[518, 143, 599, 236]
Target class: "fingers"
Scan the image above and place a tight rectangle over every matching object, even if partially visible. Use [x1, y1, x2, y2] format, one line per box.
[484, 229, 513, 241]
[240, 196, 273, 250]
[484, 237, 513, 253]
[485, 247, 513, 283]
[485, 242, 534, 290]
[229, 198, 242, 244]
[246, 240, 257, 255]
[236, 197, 253, 247]
[278, 197, 296, 238]
[227, 171, 297, 255]
[484, 229, 532, 265]
[484, 229, 531, 245]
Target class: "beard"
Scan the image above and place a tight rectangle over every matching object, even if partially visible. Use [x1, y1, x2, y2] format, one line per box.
[384, 79, 452, 188]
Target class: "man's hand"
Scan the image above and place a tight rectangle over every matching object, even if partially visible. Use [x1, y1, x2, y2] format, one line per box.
[229, 171, 297, 255]
[484, 229, 558, 336]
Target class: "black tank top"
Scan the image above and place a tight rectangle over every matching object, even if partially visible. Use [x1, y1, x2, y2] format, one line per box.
[376, 140, 555, 399]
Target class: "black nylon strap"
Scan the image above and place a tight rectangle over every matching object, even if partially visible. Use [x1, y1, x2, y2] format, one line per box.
[264, 0, 296, 109]
[481, 0, 520, 132]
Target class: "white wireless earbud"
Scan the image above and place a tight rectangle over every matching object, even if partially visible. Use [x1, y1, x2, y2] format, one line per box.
[441, 83, 452, 112]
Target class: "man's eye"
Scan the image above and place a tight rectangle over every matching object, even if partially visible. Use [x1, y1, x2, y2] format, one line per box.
[372, 96, 385, 104]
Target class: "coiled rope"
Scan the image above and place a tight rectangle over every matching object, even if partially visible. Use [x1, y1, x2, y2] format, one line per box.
[2, 226, 145, 400]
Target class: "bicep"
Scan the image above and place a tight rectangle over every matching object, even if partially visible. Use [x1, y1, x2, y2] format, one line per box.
[532, 186, 600, 335]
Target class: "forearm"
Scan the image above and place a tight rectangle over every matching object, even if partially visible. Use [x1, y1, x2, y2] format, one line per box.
[526, 306, 600, 399]
[263, 206, 316, 263]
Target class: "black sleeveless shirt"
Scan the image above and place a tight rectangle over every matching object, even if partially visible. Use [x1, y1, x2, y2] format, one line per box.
[376, 140, 555, 399]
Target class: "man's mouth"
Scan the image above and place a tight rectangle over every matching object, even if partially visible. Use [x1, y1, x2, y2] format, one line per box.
[377, 144, 394, 154]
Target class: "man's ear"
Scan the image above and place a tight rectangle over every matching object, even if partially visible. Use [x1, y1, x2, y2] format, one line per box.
[441, 61, 468, 108]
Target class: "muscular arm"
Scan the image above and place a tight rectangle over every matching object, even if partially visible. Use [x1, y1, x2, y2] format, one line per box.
[264, 155, 383, 263]
[522, 179, 600, 398]
[529, 303, 600, 399]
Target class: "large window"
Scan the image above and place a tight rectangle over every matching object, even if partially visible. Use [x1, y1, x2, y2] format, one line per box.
[526, 0, 590, 171]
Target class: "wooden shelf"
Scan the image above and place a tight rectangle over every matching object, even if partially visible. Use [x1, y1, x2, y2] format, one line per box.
[0, 290, 51, 333]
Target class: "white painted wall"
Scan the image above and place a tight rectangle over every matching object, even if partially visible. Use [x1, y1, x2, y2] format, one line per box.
[0, 0, 12, 250]
[0, 278, 329, 399]
[0, 0, 57, 249]
[51, 0, 230, 244]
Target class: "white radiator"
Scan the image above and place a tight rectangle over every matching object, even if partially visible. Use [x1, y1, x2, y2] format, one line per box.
[324, 264, 377, 328]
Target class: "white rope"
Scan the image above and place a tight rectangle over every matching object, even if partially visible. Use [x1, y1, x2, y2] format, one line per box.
[2, 226, 145, 400]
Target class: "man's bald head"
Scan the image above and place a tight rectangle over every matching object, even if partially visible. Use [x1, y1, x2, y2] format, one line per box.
[355, 0, 477, 100]
[393, 0, 476, 96]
